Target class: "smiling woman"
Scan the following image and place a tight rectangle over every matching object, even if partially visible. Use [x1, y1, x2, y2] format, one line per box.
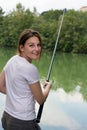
[18, 29, 42, 62]
[0, 29, 51, 130]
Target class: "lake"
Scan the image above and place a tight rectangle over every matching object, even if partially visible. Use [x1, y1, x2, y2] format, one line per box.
[0, 47, 87, 130]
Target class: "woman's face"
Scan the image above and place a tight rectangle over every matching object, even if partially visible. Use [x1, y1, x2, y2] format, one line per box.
[20, 36, 42, 62]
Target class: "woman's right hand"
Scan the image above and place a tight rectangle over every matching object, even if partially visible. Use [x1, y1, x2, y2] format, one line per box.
[42, 80, 52, 101]
[43, 80, 52, 90]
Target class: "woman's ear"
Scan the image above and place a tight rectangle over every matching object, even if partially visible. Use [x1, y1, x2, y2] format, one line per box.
[19, 45, 24, 52]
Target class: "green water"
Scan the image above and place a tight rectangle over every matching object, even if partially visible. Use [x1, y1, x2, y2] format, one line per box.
[1, 48, 87, 99]
[0, 47, 87, 130]
[35, 51, 87, 101]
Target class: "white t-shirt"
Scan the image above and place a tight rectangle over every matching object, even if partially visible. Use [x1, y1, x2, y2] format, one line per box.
[4, 55, 39, 120]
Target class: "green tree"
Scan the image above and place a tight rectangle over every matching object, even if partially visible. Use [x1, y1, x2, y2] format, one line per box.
[0, 5, 87, 54]
[0, 3, 34, 47]
[0, 7, 5, 45]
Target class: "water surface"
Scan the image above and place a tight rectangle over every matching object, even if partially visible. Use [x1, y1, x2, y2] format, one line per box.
[0, 47, 87, 130]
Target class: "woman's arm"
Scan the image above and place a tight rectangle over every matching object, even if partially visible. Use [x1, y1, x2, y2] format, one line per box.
[0, 70, 6, 94]
[29, 81, 51, 105]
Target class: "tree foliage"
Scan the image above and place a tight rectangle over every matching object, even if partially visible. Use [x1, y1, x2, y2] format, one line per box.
[0, 3, 87, 53]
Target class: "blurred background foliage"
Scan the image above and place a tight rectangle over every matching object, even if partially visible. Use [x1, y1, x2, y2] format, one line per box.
[0, 3, 87, 53]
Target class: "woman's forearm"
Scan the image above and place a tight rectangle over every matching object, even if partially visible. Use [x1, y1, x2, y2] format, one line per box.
[0, 86, 6, 94]
[0, 70, 6, 94]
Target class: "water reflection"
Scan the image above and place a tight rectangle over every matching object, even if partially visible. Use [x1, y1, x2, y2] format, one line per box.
[0, 87, 87, 130]
[39, 88, 87, 130]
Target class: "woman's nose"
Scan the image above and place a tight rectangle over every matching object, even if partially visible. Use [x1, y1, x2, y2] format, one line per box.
[35, 46, 39, 50]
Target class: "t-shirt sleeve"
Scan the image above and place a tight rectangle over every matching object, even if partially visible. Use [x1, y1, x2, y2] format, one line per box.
[23, 64, 40, 84]
[3, 60, 10, 72]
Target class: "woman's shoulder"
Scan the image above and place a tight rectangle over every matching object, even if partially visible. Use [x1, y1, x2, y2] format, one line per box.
[7, 55, 18, 61]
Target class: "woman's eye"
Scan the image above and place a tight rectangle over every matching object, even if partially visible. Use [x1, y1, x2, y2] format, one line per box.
[37, 43, 41, 47]
[28, 43, 41, 47]
[29, 44, 34, 47]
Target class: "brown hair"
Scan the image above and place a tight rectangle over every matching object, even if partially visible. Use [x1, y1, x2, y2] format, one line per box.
[18, 29, 42, 54]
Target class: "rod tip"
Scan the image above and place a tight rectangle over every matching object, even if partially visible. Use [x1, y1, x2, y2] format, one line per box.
[64, 8, 67, 12]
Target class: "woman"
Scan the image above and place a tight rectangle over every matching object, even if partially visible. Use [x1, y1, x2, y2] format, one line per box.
[0, 29, 51, 130]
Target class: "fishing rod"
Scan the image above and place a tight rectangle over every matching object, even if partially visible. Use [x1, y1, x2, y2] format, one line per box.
[36, 8, 66, 123]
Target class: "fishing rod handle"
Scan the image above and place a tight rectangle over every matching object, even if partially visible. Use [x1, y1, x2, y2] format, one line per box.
[36, 103, 44, 123]
[36, 80, 49, 123]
